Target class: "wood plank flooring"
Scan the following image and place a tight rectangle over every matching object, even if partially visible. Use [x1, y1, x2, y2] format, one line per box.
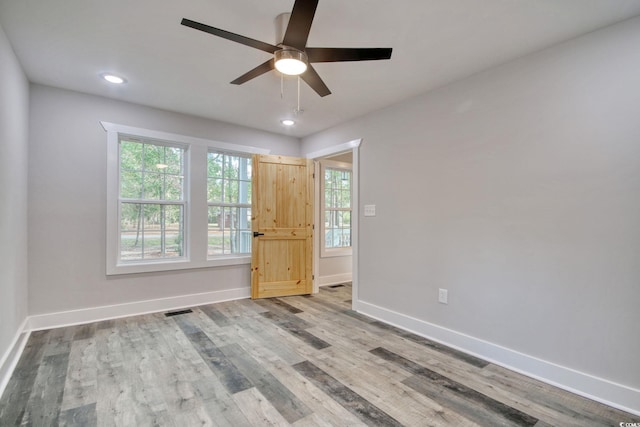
[0, 283, 635, 426]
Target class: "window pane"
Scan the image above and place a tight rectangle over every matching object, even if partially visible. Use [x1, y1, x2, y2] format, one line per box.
[120, 171, 142, 199]
[325, 187, 334, 208]
[164, 205, 184, 257]
[325, 210, 334, 229]
[233, 206, 252, 254]
[325, 227, 334, 248]
[207, 178, 222, 202]
[143, 172, 163, 200]
[337, 228, 351, 247]
[120, 141, 142, 171]
[164, 176, 183, 201]
[339, 190, 351, 208]
[208, 205, 251, 257]
[241, 157, 252, 180]
[225, 206, 252, 255]
[225, 180, 239, 203]
[208, 206, 223, 256]
[120, 203, 143, 260]
[165, 146, 183, 175]
[142, 204, 161, 258]
[224, 156, 239, 180]
[208, 152, 223, 178]
[143, 144, 162, 171]
[340, 172, 351, 191]
[239, 180, 251, 204]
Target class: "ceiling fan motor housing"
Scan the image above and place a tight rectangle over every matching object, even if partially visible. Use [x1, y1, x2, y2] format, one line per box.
[275, 12, 291, 45]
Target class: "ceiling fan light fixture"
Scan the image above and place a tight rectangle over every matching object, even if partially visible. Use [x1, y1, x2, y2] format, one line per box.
[281, 119, 295, 126]
[274, 49, 307, 76]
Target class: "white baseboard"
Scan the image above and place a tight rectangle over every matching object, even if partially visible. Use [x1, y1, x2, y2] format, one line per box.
[0, 318, 31, 399]
[28, 287, 250, 331]
[317, 273, 352, 287]
[356, 300, 640, 417]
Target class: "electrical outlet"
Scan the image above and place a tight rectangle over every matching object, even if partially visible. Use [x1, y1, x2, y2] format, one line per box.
[438, 288, 448, 304]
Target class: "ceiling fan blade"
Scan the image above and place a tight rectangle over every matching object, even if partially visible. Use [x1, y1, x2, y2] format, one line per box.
[301, 64, 331, 97]
[306, 47, 393, 63]
[181, 18, 278, 54]
[230, 59, 275, 85]
[282, 0, 319, 50]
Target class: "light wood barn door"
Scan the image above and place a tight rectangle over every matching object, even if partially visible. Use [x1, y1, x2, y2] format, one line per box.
[251, 154, 314, 299]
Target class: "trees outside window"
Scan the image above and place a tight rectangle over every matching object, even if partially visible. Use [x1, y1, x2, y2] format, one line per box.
[207, 152, 252, 257]
[118, 138, 186, 262]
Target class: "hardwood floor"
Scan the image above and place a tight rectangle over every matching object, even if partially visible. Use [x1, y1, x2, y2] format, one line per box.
[0, 283, 634, 426]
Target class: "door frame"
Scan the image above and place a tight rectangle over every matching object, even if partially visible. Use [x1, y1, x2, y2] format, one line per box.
[305, 138, 361, 310]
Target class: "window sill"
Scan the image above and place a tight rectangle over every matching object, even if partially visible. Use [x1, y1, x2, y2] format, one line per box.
[106, 256, 251, 276]
[320, 248, 353, 258]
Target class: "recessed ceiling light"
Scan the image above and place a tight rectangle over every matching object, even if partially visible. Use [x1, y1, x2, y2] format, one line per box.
[101, 73, 126, 84]
[281, 119, 295, 126]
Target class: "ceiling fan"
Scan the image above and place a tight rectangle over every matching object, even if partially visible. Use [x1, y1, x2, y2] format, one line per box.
[181, 0, 392, 97]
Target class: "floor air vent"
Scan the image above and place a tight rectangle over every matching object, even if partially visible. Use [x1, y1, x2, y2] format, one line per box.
[328, 284, 345, 288]
[164, 309, 193, 317]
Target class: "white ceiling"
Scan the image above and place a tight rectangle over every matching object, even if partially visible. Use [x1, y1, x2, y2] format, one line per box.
[2, 0, 640, 138]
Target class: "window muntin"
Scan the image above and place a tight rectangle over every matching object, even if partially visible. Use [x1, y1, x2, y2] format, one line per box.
[322, 164, 352, 254]
[207, 152, 252, 257]
[118, 138, 186, 262]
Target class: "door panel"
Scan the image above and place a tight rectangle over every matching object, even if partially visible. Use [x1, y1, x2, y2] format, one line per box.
[251, 154, 313, 299]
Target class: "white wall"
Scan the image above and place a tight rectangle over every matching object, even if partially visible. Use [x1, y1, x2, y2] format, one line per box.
[318, 256, 352, 287]
[28, 85, 300, 317]
[302, 16, 640, 411]
[0, 24, 29, 378]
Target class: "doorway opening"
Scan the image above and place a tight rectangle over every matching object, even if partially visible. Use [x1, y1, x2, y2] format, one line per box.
[306, 139, 361, 308]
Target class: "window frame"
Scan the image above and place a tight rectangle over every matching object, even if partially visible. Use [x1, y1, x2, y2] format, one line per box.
[103, 122, 269, 275]
[320, 159, 353, 258]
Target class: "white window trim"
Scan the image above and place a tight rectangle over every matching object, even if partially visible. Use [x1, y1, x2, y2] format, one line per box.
[320, 159, 353, 258]
[102, 121, 269, 275]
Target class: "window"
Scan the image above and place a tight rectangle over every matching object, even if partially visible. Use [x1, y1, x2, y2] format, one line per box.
[321, 160, 352, 257]
[207, 152, 252, 257]
[119, 138, 186, 262]
[103, 122, 269, 275]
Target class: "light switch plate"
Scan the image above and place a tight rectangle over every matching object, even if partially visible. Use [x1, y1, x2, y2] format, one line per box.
[438, 288, 448, 304]
[364, 205, 376, 217]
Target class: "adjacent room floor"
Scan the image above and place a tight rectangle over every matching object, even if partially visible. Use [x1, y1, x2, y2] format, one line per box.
[0, 284, 633, 426]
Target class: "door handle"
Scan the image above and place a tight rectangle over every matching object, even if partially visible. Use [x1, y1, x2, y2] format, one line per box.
[253, 231, 265, 238]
